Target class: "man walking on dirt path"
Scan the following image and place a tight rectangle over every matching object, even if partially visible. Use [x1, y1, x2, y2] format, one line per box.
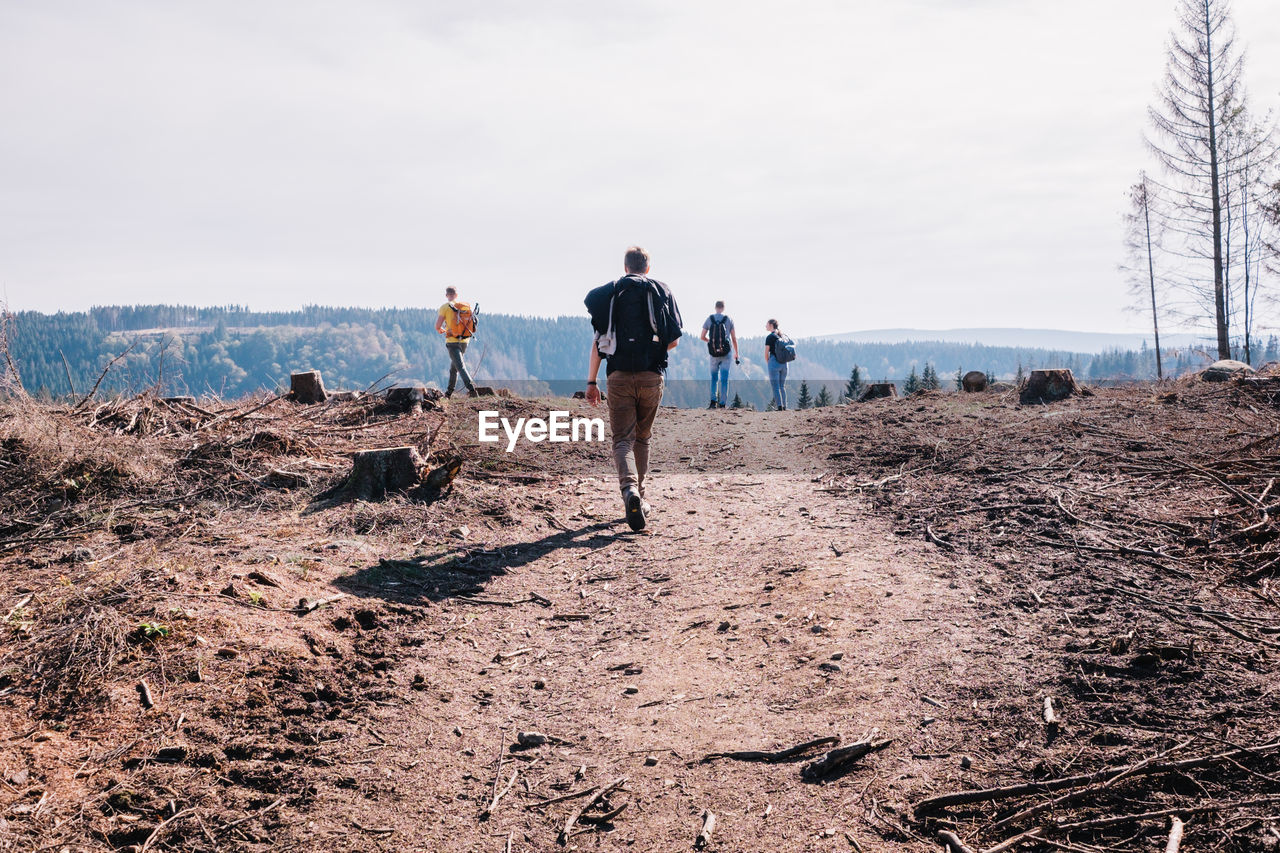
[700, 300, 739, 408]
[584, 247, 683, 532]
[435, 286, 477, 398]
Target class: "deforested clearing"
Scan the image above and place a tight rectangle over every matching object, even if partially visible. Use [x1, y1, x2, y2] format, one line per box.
[2, 382, 1280, 852]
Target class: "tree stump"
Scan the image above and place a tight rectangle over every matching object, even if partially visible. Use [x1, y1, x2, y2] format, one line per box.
[290, 370, 327, 405]
[347, 446, 425, 500]
[858, 383, 898, 402]
[1199, 359, 1255, 382]
[1019, 369, 1080, 404]
[385, 384, 427, 413]
[961, 371, 988, 392]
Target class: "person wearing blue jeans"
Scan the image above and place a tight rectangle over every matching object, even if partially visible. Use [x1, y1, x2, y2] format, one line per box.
[764, 318, 788, 410]
[700, 301, 739, 408]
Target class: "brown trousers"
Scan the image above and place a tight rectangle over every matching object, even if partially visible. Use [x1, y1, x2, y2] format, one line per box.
[604, 371, 664, 495]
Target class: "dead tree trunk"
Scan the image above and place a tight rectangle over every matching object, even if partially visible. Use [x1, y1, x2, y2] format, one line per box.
[347, 446, 425, 500]
[290, 371, 327, 405]
[858, 383, 898, 402]
[1019, 369, 1080, 404]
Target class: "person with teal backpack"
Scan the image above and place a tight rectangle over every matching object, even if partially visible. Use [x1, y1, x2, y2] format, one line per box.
[764, 318, 795, 410]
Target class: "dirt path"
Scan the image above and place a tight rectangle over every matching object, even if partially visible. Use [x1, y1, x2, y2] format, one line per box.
[300, 407, 1039, 851]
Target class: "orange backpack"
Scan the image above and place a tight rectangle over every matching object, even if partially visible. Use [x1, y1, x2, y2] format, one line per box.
[445, 301, 477, 338]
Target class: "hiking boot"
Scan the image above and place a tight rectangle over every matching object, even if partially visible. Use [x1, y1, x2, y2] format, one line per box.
[623, 486, 646, 532]
[708, 400, 718, 409]
[444, 390, 454, 399]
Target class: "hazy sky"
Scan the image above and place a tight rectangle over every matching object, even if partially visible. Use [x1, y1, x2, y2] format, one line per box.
[2, 0, 1278, 336]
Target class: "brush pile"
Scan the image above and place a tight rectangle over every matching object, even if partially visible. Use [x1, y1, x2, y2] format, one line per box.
[814, 380, 1280, 852]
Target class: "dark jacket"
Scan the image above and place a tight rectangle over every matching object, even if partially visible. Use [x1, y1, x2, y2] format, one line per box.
[585, 274, 683, 375]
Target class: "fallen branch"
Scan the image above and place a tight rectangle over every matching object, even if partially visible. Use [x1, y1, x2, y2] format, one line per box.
[1165, 816, 1185, 853]
[802, 733, 892, 780]
[980, 827, 1042, 853]
[525, 785, 599, 810]
[138, 807, 198, 853]
[988, 738, 1195, 832]
[701, 735, 840, 764]
[480, 769, 519, 820]
[218, 796, 286, 833]
[297, 593, 348, 614]
[938, 829, 976, 853]
[559, 776, 626, 845]
[926, 525, 955, 551]
[915, 739, 1280, 815]
[1053, 795, 1280, 832]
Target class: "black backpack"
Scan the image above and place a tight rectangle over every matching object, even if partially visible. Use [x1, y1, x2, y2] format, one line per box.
[588, 275, 681, 373]
[707, 315, 731, 357]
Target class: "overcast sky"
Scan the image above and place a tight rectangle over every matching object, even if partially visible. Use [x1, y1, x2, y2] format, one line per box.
[2, 0, 1278, 337]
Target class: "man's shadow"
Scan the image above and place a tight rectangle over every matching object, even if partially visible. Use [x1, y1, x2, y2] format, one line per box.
[333, 519, 627, 606]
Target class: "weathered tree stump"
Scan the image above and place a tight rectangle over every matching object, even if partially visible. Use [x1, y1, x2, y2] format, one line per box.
[385, 384, 427, 412]
[290, 370, 327, 405]
[1199, 359, 1255, 382]
[1019, 369, 1080, 404]
[961, 371, 988, 392]
[347, 446, 425, 500]
[858, 383, 898, 402]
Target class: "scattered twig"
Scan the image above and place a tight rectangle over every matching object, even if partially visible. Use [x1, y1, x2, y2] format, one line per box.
[915, 738, 1280, 815]
[138, 807, 198, 853]
[558, 776, 626, 845]
[480, 769, 519, 820]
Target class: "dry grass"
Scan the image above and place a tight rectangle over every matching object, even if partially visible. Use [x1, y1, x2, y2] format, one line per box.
[0, 396, 168, 505]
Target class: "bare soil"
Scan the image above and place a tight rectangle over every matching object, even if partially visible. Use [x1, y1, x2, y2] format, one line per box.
[2, 382, 1280, 852]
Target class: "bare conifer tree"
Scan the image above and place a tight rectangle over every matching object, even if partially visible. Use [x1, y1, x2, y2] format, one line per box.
[1221, 109, 1278, 363]
[1146, 0, 1261, 358]
[1124, 173, 1166, 379]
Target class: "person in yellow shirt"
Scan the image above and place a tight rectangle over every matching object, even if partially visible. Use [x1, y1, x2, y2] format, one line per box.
[434, 287, 477, 397]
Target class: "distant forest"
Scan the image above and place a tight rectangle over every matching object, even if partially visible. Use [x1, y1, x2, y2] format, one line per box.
[5, 305, 1250, 406]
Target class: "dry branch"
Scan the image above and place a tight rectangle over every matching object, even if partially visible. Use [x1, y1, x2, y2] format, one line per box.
[914, 738, 1280, 815]
[701, 735, 840, 764]
[802, 733, 892, 780]
[558, 776, 626, 844]
[938, 829, 976, 853]
[480, 769, 518, 820]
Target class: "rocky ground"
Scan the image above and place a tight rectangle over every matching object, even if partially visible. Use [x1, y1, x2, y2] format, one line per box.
[2, 380, 1279, 852]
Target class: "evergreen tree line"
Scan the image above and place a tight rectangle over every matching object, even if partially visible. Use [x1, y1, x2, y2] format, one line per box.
[5, 305, 1217, 403]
